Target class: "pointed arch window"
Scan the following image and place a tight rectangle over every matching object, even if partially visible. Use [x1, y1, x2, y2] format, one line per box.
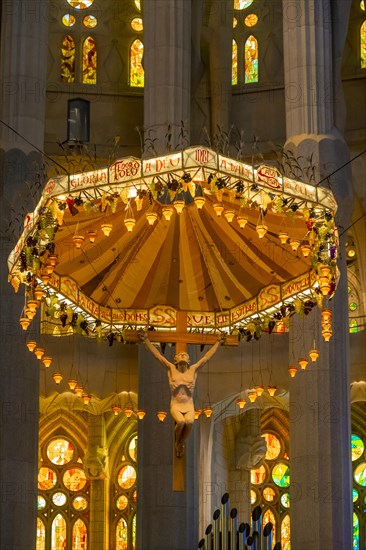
[51, 513, 67, 550]
[361, 20, 366, 68]
[130, 39, 144, 87]
[36, 518, 46, 550]
[72, 519, 88, 549]
[263, 509, 276, 548]
[61, 35, 76, 82]
[281, 515, 291, 550]
[232, 40, 238, 84]
[245, 35, 258, 83]
[82, 36, 97, 84]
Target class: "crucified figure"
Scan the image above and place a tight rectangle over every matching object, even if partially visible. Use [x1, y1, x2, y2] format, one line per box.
[139, 331, 225, 457]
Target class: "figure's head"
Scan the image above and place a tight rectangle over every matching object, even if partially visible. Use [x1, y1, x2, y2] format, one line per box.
[174, 352, 190, 366]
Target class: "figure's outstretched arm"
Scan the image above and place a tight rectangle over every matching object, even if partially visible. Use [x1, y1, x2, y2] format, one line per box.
[193, 334, 225, 371]
[138, 330, 172, 370]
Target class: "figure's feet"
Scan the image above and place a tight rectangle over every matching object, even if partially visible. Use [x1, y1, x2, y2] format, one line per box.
[176, 443, 185, 458]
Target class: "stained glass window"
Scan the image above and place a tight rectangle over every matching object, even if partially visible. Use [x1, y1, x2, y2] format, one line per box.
[263, 433, 281, 460]
[233, 17, 238, 28]
[130, 39, 144, 87]
[353, 488, 359, 502]
[352, 434, 365, 461]
[281, 515, 291, 550]
[263, 509, 276, 548]
[232, 40, 238, 85]
[349, 302, 358, 311]
[82, 36, 97, 84]
[36, 518, 45, 550]
[116, 517, 128, 550]
[353, 512, 359, 549]
[52, 492, 67, 506]
[361, 1, 365, 10]
[361, 21, 366, 69]
[135, 0, 141, 10]
[118, 465, 137, 489]
[38, 496, 46, 509]
[47, 438, 74, 465]
[272, 463, 290, 487]
[281, 493, 290, 508]
[62, 14, 76, 27]
[67, 0, 94, 8]
[83, 15, 97, 28]
[128, 436, 138, 461]
[245, 35, 258, 83]
[51, 513, 67, 550]
[263, 487, 276, 502]
[131, 18, 143, 31]
[38, 467, 57, 490]
[354, 462, 366, 486]
[245, 14, 258, 27]
[73, 496, 88, 511]
[117, 495, 129, 511]
[251, 465, 267, 484]
[350, 319, 359, 333]
[234, 0, 253, 9]
[72, 519, 88, 550]
[250, 489, 257, 504]
[63, 467, 87, 491]
[61, 35, 76, 83]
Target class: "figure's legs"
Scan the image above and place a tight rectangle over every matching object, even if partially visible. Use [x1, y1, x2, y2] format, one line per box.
[175, 411, 195, 457]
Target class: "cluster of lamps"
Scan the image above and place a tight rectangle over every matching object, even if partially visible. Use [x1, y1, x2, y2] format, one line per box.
[318, 264, 332, 296]
[19, 283, 49, 329]
[111, 402, 147, 420]
[278, 232, 313, 257]
[235, 384, 277, 408]
[288, 341, 320, 378]
[321, 308, 332, 341]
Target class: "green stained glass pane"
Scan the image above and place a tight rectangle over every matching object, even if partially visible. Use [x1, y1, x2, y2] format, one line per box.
[132, 515, 137, 548]
[350, 319, 358, 333]
[361, 21, 366, 69]
[232, 40, 238, 85]
[353, 512, 359, 549]
[272, 462, 290, 487]
[244, 35, 258, 83]
[281, 492, 290, 508]
[349, 302, 358, 311]
[351, 434, 364, 461]
[353, 488, 359, 502]
[234, 0, 253, 9]
[354, 462, 366, 486]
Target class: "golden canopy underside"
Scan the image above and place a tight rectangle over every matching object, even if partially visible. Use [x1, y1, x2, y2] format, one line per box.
[54, 192, 310, 313]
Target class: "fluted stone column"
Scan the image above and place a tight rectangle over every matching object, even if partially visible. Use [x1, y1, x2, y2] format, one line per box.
[283, 1, 353, 548]
[143, 0, 191, 151]
[0, 2, 48, 549]
[136, 346, 198, 550]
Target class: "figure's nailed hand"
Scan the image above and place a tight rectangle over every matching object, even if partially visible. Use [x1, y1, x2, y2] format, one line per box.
[138, 329, 147, 342]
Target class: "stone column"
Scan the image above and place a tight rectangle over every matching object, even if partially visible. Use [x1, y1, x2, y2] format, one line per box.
[143, 0, 191, 151]
[0, 2, 48, 549]
[84, 414, 109, 550]
[136, 345, 198, 550]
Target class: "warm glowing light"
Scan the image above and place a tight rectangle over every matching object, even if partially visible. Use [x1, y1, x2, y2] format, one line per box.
[124, 218, 136, 232]
[41, 274, 50, 285]
[224, 210, 235, 223]
[173, 200, 185, 214]
[42, 356, 53, 368]
[289, 239, 301, 251]
[301, 242, 312, 257]
[319, 278, 331, 296]
[236, 397, 246, 409]
[247, 390, 257, 403]
[146, 212, 158, 225]
[288, 365, 297, 378]
[194, 409, 202, 419]
[256, 224, 267, 238]
[82, 394, 91, 405]
[255, 385, 265, 397]
[26, 341, 37, 352]
[267, 385, 277, 397]
[319, 265, 331, 277]
[203, 407, 213, 418]
[278, 232, 289, 245]
[298, 358, 308, 370]
[53, 373, 63, 384]
[101, 223, 112, 237]
[322, 329, 332, 342]
[309, 349, 319, 362]
[75, 386, 84, 397]
[321, 308, 332, 323]
[162, 206, 174, 220]
[73, 235, 84, 249]
[46, 264, 54, 274]
[124, 406, 134, 418]
[34, 287, 45, 301]
[20, 317, 31, 330]
[213, 203, 224, 216]
[237, 215, 248, 228]
[87, 230, 97, 243]
[68, 379, 78, 390]
[34, 347, 45, 360]
[27, 300, 38, 313]
[194, 196, 206, 209]
[112, 404, 121, 416]
[157, 411, 167, 422]
[25, 308, 35, 320]
[48, 255, 58, 266]
[136, 410, 146, 419]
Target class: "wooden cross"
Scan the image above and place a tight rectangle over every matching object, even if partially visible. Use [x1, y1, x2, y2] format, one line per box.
[124, 312, 238, 491]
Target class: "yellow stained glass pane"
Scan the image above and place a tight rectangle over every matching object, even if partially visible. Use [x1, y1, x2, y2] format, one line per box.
[281, 492, 290, 508]
[47, 438, 74, 465]
[135, 0, 141, 10]
[281, 515, 291, 550]
[61, 35, 76, 83]
[63, 468, 87, 491]
[73, 496, 88, 511]
[116, 517, 128, 550]
[38, 467, 57, 491]
[233, 17, 238, 28]
[245, 35, 258, 83]
[62, 14, 76, 27]
[234, 0, 253, 9]
[132, 515, 136, 548]
[354, 462, 366, 486]
[245, 14, 258, 27]
[38, 495, 46, 509]
[116, 495, 128, 511]
[232, 40, 238, 85]
[51, 514, 66, 550]
[349, 318, 358, 333]
[251, 465, 267, 485]
[72, 519, 87, 550]
[263, 433, 281, 460]
[67, 0, 94, 8]
[351, 434, 364, 461]
[361, 21, 366, 69]
[82, 36, 97, 84]
[361, 1, 365, 11]
[250, 489, 257, 504]
[128, 436, 138, 461]
[263, 486, 276, 502]
[131, 17, 143, 31]
[52, 492, 67, 506]
[130, 39, 144, 87]
[118, 465, 137, 489]
[36, 517, 46, 550]
[263, 509, 276, 547]
[83, 15, 97, 28]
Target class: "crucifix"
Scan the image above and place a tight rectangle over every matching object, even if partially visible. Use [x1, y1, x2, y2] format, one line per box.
[125, 312, 238, 491]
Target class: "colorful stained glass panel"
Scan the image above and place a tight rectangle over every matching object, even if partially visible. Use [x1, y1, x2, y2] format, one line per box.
[83, 15, 97, 28]
[361, 21, 366, 69]
[135, 0, 141, 10]
[232, 40, 238, 85]
[47, 438, 74, 465]
[116, 495, 128, 511]
[245, 35, 258, 83]
[118, 465, 137, 489]
[245, 14, 258, 27]
[263, 509, 276, 547]
[281, 515, 291, 550]
[63, 468, 87, 491]
[67, 0, 94, 8]
[263, 486, 276, 502]
[73, 496, 88, 511]
[250, 489, 257, 504]
[36, 518, 46, 550]
[354, 462, 366, 486]
[52, 492, 67, 507]
[281, 492, 290, 508]
[128, 436, 138, 461]
[51, 513, 66, 550]
[349, 302, 358, 311]
[130, 39, 144, 87]
[350, 319, 359, 333]
[116, 517, 128, 550]
[38, 495, 46, 509]
[132, 515, 136, 549]
[353, 512, 359, 549]
[353, 488, 359, 502]
[234, 0, 253, 9]
[233, 17, 238, 28]
[351, 434, 364, 461]
[251, 465, 267, 485]
[82, 37, 97, 84]
[263, 433, 281, 460]
[131, 18, 143, 31]
[272, 463, 290, 487]
[38, 467, 57, 490]
[61, 35, 76, 83]
[361, 1, 365, 11]
[62, 14, 76, 27]
[72, 519, 87, 550]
